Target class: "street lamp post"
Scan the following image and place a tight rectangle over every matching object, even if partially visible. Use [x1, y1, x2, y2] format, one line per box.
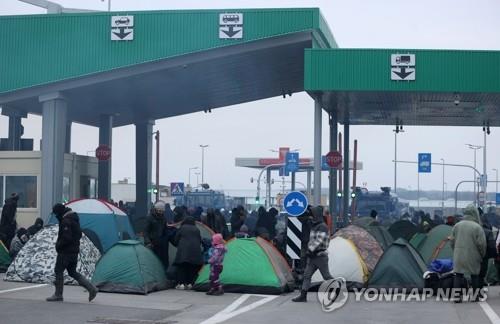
[199, 145, 209, 186]
[393, 127, 404, 194]
[466, 144, 483, 205]
[493, 168, 498, 194]
[440, 158, 445, 216]
[188, 167, 198, 187]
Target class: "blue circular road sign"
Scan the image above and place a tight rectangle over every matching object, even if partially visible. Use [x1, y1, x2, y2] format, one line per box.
[283, 191, 309, 216]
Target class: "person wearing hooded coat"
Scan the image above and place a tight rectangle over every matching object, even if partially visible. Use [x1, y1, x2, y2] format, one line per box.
[46, 203, 98, 302]
[9, 227, 29, 259]
[293, 206, 332, 302]
[450, 204, 487, 302]
[27, 218, 44, 238]
[144, 201, 176, 272]
[206, 208, 227, 237]
[173, 216, 203, 289]
[0, 193, 19, 248]
[256, 207, 278, 240]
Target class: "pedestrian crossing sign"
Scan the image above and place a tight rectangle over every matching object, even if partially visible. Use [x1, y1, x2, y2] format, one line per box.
[170, 182, 185, 196]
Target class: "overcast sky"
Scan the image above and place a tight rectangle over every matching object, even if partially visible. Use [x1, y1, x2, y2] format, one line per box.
[1, 0, 500, 196]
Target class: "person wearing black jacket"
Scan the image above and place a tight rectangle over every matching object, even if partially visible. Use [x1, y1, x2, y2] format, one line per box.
[144, 201, 176, 273]
[46, 203, 98, 302]
[173, 216, 203, 289]
[0, 193, 19, 248]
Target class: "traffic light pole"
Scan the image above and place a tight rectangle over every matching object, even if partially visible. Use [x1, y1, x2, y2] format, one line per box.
[329, 111, 338, 232]
[155, 130, 160, 203]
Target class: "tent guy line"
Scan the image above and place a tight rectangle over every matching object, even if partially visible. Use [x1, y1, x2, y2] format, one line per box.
[0, 284, 48, 295]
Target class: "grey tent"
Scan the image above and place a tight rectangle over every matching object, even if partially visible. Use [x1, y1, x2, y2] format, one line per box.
[368, 238, 427, 289]
[5, 225, 100, 284]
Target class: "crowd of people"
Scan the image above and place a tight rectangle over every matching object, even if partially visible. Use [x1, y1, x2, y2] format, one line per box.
[1, 190, 499, 303]
[141, 201, 288, 294]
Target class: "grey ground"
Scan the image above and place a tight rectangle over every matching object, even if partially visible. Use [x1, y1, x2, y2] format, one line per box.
[0, 274, 499, 324]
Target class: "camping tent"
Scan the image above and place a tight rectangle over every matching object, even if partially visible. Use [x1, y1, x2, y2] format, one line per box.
[0, 240, 11, 272]
[368, 238, 428, 289]
[312, 237, 369, 286]
[413, 225, 453, 264]
[48, 199, 136, 252]
[168, 221, 214, 265]
[333, 225, 383, 272]
[91, 240, 167, 294]
[194, 237, 294, 294]
[5, 225, 100, 284]
[353, 220, 394, 250]
[389, 220, 418, 241]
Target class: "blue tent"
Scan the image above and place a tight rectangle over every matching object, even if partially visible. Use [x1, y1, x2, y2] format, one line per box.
[48, 199, 135, 252]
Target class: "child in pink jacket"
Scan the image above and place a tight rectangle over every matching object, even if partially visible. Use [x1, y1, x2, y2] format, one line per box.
[206, 234, 227, 295]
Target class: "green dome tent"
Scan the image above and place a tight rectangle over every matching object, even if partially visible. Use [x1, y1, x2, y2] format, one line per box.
[389, 220, 418, 241]
[0, 240, 11, 272]
[368, 238, 428, 289]
[91, 240, 167, 294]
[194, 237, 294, 294]
[413, 225, 453, 264]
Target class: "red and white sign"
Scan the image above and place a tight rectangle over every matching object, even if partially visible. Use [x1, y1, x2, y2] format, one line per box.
[258, 147, 311, 166]
[326, 151, 342, 168]
[95, 145, 112, 161]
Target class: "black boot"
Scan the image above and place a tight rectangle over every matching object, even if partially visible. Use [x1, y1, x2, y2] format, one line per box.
[292, 290, 307, 302]
[75, 274, 98, 302]
[46, 277, 64, 302]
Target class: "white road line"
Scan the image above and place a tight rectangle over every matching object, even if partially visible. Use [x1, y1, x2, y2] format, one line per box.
[201, 294, 278, 324]
[0, 284, 48, 295]
[479, 302, 500, 324]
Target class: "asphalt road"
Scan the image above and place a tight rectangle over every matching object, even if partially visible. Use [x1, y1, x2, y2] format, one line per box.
[0, 275, 499, 324]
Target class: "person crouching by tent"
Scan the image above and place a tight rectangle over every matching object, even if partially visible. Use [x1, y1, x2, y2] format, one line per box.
[206, 233, 227, 296]
[27, 218, 44, 238]
[293, 206, 333, 303]
[46, 203, 98, 302]
[9, 227, 29, 259]
[173, 216, 203, 290]
[450, 205, 486, 303]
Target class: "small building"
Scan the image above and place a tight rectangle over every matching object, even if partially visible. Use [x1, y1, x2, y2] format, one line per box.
[0, 151, 98, 227]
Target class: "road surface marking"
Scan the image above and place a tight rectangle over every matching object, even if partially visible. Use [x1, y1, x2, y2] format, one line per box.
[201, 294, 278, 324]
[0, 284, 48, 295]
[479, 302, 500, 324]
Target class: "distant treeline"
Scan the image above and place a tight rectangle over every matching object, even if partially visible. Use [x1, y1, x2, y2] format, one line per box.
[395, 188, 497, 201]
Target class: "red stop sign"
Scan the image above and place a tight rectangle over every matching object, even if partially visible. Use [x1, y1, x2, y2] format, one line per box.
[95, 145, 111, 161]
[326, 151, 342, 168]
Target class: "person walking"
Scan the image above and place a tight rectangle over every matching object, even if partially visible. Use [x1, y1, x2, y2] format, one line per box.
[0, 193, 19, 248]
[450, 205, 486, 303]
[206, 233, 227, 296]
[46, 203, 98, 302]
[293, 206, 332, 302]
[173, 216, 203, 290]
